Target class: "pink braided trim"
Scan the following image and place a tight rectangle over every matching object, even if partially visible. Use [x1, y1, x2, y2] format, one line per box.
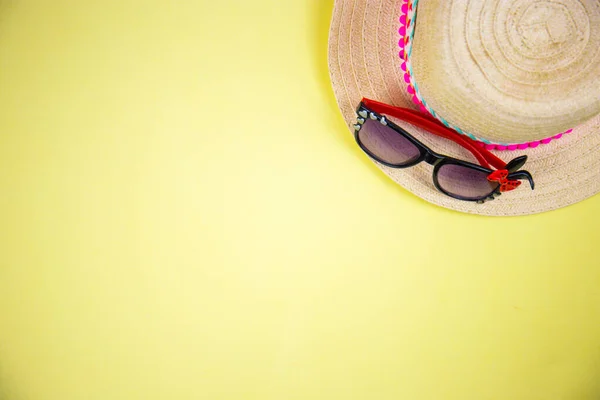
[397, 0, 572, 151]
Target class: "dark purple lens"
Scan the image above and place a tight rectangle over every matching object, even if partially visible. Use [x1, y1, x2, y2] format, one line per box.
[358, 119, 421, 166]
[436, 163, 498, 200]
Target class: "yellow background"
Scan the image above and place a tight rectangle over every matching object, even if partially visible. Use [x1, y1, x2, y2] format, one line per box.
[1, 1, 599, 399]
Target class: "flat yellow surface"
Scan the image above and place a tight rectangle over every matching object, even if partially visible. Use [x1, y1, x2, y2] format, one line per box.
[1, 1, 599, 399]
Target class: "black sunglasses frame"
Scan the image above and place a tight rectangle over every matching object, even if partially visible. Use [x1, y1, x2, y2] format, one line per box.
[353, 102, 533, 203]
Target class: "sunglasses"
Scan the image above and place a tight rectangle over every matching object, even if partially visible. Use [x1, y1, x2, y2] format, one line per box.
[354, 99, 534, 203]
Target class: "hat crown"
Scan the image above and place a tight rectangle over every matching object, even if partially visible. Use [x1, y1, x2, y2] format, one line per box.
[411, 0, 600, 143]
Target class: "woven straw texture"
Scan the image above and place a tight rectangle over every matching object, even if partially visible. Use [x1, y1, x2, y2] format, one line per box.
[328, 0, 600, 216]
[412, 0, 600, 143]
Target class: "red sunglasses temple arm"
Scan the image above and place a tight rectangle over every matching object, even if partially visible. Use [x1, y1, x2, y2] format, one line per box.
[399, 108, 506, 170]
[361, 98, 507, 170]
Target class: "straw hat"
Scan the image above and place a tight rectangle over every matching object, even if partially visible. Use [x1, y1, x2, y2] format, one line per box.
[328, 0, 600, 216]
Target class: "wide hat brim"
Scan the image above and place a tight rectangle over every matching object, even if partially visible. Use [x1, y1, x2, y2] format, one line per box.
[328, 0, 600, 216]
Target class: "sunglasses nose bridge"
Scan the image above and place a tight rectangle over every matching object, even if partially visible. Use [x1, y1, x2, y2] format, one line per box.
[423, 151, 443, 166]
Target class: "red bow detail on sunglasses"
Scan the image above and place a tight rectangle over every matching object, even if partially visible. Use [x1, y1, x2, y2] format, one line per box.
[487, 170, 521, 192]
